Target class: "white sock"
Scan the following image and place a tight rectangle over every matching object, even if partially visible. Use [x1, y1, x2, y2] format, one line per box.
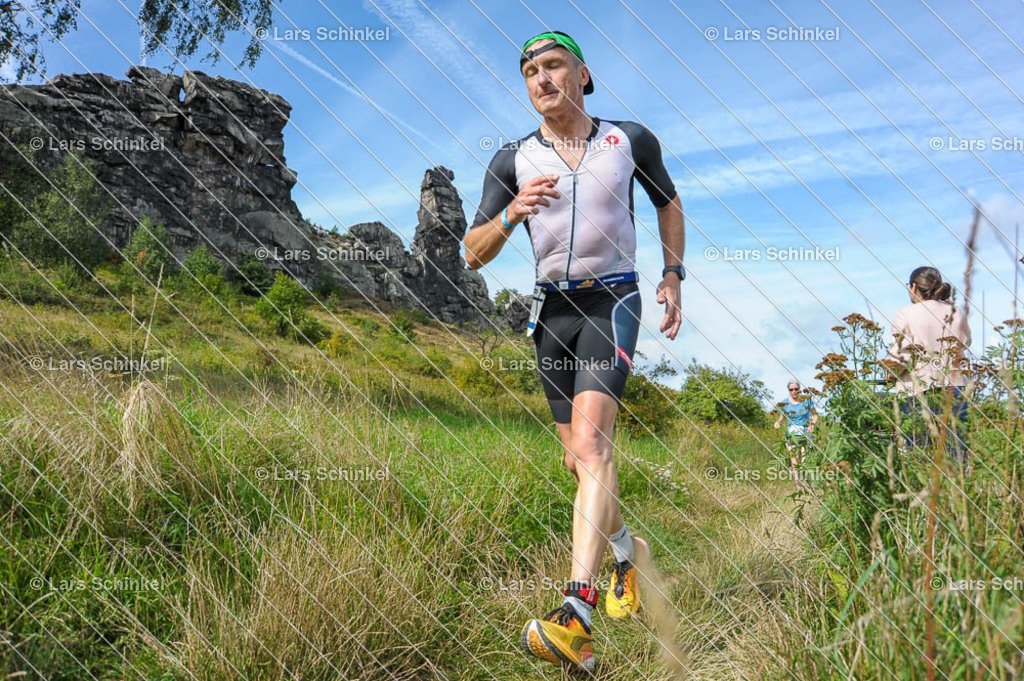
[609, 523, 635, 564]
[563, 593, 594, 630]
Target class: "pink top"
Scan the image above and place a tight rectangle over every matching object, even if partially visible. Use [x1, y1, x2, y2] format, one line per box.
[887, 299, 971, 394]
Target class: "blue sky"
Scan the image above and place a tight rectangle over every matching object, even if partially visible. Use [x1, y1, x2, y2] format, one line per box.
[13, 0, 1024, 398]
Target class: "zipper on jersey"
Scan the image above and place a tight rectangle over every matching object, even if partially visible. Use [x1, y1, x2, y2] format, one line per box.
[565, 170, 579, 279]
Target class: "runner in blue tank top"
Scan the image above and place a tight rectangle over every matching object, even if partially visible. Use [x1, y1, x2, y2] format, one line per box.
[774, 380, 819, 487]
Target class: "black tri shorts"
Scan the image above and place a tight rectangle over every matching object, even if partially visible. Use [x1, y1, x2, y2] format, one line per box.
[532, 282, 642, 424]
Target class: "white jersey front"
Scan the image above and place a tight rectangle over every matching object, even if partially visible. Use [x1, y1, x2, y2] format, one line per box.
[472, 117, 677, 284]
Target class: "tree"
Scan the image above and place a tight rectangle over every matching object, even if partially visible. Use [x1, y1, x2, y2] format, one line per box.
[0, 144, 47, 235]
[121, 215, 174, 287]
[0, 1, 79, 82]
[255, 271, 326, 342]
[180, 243, 225, 292]
[493, 287, 519, 316]
[2, 0, 274, 83]
[7, 151, 109, 272]
[231, 250, 273, 295]
[676, 362, 768, 425]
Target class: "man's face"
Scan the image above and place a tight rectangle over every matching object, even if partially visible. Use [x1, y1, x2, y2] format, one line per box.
[521, 39, 588, 115]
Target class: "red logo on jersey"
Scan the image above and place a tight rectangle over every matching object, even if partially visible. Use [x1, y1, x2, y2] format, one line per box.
[606, 135, 620, 145]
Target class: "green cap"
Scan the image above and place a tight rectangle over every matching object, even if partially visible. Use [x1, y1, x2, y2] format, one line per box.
[519, 30, 593, 95]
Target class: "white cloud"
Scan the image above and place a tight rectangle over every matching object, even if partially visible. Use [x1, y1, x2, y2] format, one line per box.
[272, 40, 444, 154]
[361, 0, 526, 127]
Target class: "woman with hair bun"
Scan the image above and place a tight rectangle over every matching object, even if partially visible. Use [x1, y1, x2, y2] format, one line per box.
[886, 266, 971, 460]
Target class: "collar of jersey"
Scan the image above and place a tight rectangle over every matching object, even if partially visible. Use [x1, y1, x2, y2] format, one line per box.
[535, 116, 601, 149]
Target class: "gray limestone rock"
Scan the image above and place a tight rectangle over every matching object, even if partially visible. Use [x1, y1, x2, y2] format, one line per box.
[0, 67, 491, 323]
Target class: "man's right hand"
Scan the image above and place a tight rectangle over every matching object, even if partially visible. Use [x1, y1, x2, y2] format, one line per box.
[507, 174, 560, 224]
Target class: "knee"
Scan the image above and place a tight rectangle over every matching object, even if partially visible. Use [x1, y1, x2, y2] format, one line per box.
[570, 425, 613, 470]
[564, 450, 578, 474]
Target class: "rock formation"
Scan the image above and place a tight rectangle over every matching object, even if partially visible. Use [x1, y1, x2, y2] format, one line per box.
[500, 293, 531, 334]
[0, 67, 491, 323]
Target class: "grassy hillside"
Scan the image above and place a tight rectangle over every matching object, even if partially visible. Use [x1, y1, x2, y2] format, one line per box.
[1, 256, 1022, 680]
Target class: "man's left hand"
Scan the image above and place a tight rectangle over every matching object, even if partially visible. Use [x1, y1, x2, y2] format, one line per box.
[657, 277, 682, 340]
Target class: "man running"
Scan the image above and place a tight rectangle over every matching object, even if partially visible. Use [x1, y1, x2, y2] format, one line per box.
[463, 30, 685, 672]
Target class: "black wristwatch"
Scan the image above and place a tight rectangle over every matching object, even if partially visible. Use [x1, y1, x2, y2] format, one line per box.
[662, 265, 685, 282]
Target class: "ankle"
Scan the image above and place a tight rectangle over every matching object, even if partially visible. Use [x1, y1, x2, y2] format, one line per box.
[563, 581, 597, 630]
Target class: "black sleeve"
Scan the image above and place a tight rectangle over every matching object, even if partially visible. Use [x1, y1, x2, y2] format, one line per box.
[617, 121, 677, 208]
[471, 145, 519, 229]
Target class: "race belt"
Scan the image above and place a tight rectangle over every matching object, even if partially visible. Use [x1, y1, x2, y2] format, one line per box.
[536, 271, 637, 293]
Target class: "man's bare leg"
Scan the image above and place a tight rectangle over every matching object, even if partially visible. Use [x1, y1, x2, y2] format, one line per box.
[565, 390, 624, 583]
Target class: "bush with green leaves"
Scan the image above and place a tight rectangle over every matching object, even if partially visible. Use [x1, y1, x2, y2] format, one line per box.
[318, 329, 355, 358]
[52, 260, 83, 292]
[490, 346, 541, 395]
[254, 271, 327, 343]
[178, 244, 225, 293]
[618, 357, 680, 439]
[676, 361, 768, 426]
[387, 308, 418, 343]
[0, 252, 72, 306]
[7, 151, 109, 273]
[119, 216, 175, 291]
[407, 347, 453, 379]
[451, 356, 505, 398]
[230, 251, 274, 296]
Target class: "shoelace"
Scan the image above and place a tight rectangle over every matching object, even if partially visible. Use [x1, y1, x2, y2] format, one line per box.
[543, 603, 577, 628]
[612, 560, 632, 598]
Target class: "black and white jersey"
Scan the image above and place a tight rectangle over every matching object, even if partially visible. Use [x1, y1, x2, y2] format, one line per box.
[471, 117, 677, 284]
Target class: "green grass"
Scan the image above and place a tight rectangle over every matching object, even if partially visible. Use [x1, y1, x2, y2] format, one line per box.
[1, 262, 1021, 680]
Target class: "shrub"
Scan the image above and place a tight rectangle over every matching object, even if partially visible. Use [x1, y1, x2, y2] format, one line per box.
[619, 373, 677, 439]
[0, 254, 70, 305]
[179, 244, 225, 293]
[676, 361, 768, 425]
[318, 330, 355, 358]
[0, 144, 47, 239]
[7, 151, 109, 272]
[451, 357, 504, 398]
[388, 308, 417, 343]
[489, 346, 541, 394]
[53, 260, 83, 292]
[120, 216, 175, 291]
[254, 272, 327, 343]
[374, 334, 411, 371]
[407, 347, 454, 378]
[231, 251, 273, 295]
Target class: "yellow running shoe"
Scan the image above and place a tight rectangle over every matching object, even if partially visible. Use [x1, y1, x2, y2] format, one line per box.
[520, 602, 595, 672]
[605, 537, 649, 618]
